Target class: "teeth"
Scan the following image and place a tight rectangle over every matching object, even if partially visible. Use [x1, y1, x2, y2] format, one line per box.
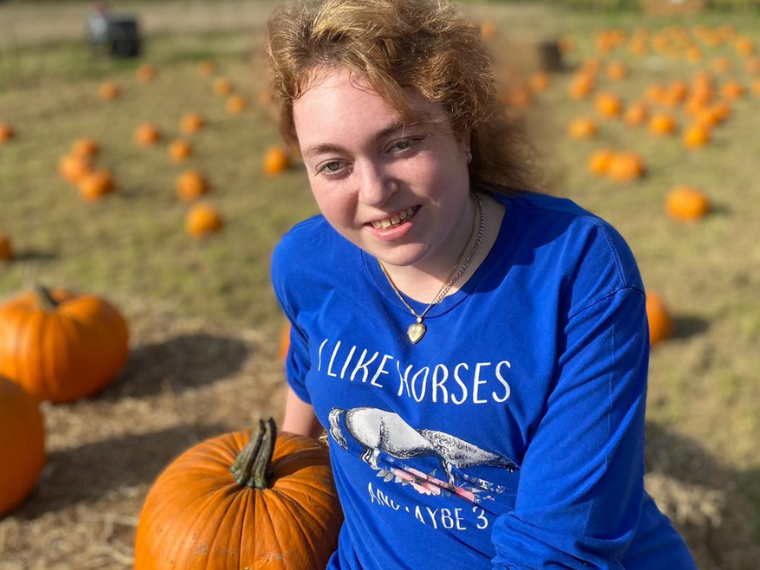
[371, 206, 418, 229]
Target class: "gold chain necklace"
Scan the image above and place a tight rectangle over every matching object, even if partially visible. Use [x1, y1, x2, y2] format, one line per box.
[378, 192, 485, 344]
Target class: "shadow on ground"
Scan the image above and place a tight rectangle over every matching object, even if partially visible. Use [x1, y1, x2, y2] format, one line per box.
[12, 423, 228, 517]
[646, 422, 760, 570]
[97, 332, 250, 400]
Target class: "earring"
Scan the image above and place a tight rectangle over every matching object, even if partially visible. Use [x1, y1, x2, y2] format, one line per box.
[466, 150, 473, 164]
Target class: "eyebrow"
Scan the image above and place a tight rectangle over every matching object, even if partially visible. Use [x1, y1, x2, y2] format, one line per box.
[301, 121, 416, 159]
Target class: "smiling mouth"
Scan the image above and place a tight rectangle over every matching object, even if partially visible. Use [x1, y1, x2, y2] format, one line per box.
[369, 206, 420, 229]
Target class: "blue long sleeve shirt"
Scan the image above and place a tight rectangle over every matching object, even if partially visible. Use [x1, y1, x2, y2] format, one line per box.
[271, 190, 696, 570]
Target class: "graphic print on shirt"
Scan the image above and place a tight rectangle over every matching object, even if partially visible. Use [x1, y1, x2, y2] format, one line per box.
[328, 407, 519, 504]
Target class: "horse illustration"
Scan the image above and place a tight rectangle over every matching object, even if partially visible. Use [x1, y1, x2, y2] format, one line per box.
[328, 407, 519, 484]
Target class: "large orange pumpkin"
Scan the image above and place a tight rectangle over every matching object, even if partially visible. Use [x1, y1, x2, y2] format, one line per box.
[646, 293, 673, 346]
[134, 418, 343, 570]
[0, 287, 129, 403]
[0, 376, 45, 517]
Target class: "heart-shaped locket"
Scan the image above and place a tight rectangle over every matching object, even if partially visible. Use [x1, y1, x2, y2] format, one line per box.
[407, 322, 427, 344]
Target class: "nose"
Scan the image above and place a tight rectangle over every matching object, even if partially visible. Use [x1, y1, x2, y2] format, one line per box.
[357, 159, 397, 207]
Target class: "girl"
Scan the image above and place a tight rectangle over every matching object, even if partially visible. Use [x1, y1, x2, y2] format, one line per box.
[267, 0, 697, 568]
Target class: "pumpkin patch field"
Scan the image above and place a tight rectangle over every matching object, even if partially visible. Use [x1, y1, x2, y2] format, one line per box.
[1, 1, 760, 568]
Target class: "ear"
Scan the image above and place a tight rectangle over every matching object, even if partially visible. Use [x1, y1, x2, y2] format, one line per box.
[457, 130, 472, 153]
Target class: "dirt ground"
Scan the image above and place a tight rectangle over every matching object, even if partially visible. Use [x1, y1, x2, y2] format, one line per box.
[2, 1, 760, 569]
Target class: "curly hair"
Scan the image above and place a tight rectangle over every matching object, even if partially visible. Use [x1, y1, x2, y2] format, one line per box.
[266, 0, 538, 193]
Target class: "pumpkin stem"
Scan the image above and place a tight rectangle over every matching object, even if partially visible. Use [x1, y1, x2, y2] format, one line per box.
[230, 417, 277, 489]
[34, 285, 58, 311]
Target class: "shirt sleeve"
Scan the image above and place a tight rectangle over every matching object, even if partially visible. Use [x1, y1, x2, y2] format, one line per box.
[271, 241, 313, 404]
[490, 286, 649, 569]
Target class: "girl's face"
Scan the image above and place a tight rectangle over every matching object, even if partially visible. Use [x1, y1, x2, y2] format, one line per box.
[292, 67, 473, 274]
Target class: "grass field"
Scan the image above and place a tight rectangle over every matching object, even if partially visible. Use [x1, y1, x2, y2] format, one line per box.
[1, 1, 760, 568]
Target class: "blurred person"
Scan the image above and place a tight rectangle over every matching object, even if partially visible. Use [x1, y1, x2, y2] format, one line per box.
[267, 0, 697, 568]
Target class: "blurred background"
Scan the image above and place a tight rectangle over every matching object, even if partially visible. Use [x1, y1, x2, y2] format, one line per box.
[1, 0, 759, 568]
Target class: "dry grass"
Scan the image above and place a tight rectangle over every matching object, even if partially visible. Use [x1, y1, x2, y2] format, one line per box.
[1, 2, 760, 569]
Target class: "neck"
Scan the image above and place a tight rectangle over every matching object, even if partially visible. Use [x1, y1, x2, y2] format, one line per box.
[380, 193, 480, 304]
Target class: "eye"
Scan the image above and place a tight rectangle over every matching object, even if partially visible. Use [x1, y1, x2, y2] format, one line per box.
[316, 160, 350, 178]
[388, 136, 426, 154]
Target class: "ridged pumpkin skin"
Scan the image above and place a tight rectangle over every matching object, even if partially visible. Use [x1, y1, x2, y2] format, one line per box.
[135, 425, 343, 570]
[0, 376, 45, 516]
[0, 288, 129, 403]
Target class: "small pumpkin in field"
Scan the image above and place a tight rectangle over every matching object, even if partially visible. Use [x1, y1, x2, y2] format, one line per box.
[721, 81, 745, 101]
[186, 204, 223, 237]
[568, 118, 597, 139]
[682, 124, 710, 149]
[606, 61, 628, 81]
[176, 170, 210, 201]
[180, 113, 205, 135]
[594, 92, 623, 119]
[648, 114, 677, 136]
[735, 37, 755, 57]
[0, 123, 15, 144]
[588, 149, 615, 176]
[607, 152, 645, 182]
[71, 137, 100, 158]
[0, 232, 13, 261]
[623, 102, 648, 127]
[169, 140, 192, 163]
[646, 293, 673, 346]
[0, 376, 45, 517]
[79, 169, 116, 202]
[0, 286, 129, 403]
[226, 94, 248, 114]
[134, 418, 342, 570]
[136, 64, 156, 83]
[480, 20, 497, 41]
[135, 123, 161, 146]
[529, 71, 551, 92]
[58, 154, 93, 185]
[198, 60, 216, 76]
[213, 77, 233, 96]
[568, 73, 595, 100]
[666, 186, 710, 221]
[746, 57, 760, 75]
[264, 146, 292, 176]
[278, 322, 291, 363]
[99, 81, 120, 101]
[712, 56, 731, 74]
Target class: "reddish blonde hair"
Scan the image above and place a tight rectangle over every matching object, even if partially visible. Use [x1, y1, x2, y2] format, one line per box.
[266, 0, 538, 193]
